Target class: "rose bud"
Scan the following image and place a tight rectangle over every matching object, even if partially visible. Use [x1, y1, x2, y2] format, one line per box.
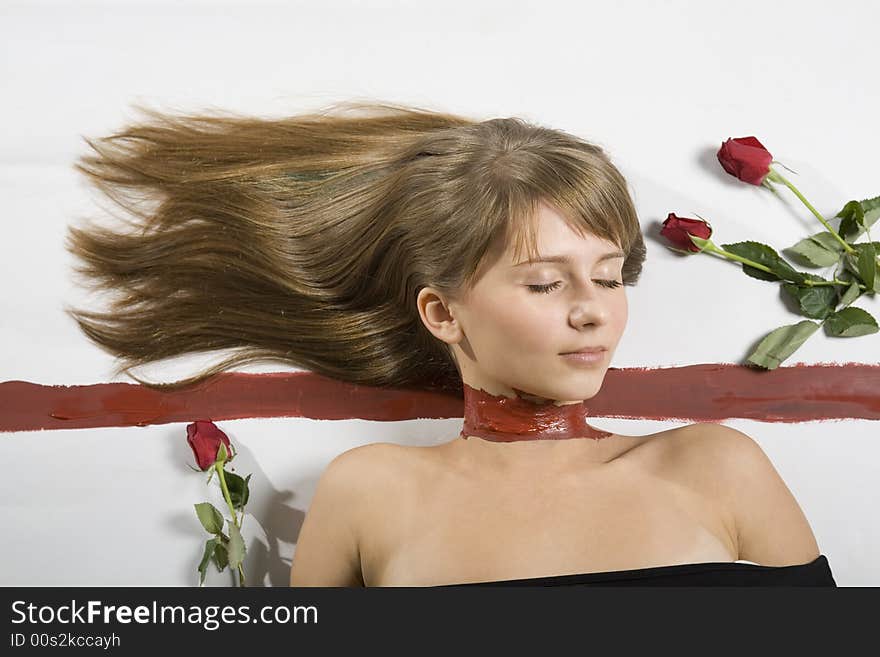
[660, 213, 713, 253]
[186, 420, 234, 471]
[717, 136, 773, 185]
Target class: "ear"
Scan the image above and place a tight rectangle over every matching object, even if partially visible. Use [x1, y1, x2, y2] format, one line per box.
[416, 286, 464, 347]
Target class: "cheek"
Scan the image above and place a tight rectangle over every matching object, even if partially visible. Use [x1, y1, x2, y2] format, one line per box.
[612, 291, 627, 315]
[609, 294, 629, 338]
[482, 294, 561, 350]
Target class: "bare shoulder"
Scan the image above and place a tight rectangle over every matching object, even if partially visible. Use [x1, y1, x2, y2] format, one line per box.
[315, 441, 417, 511]
[289, 442, 405, 587]
[327, 441, 405, 472]
[665, 423, 821, 566]
[321, 440, 422, 519]
[328, 441, 418, 486]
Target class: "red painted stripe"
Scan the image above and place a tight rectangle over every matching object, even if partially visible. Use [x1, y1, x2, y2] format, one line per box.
[1, 363, 878, 433]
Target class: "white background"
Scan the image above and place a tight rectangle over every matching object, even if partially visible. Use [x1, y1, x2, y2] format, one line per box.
[1, 0, 877, 586]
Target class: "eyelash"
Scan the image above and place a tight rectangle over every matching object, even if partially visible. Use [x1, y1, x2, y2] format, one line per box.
[527, 280, 623, 294]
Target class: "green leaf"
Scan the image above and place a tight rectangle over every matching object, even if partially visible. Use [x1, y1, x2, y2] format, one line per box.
[781, 279, 838, 319]
[197, 537, 218, 587]
[227, 520, 246, 569]
[837, 200, 864, 238]
[823, 307, 879, 337]
[243, 474, 252, 511]
[194, 502, 224, 535]
[720, 241, 806, 283]
[224, 470, 250, 510]
[836, 195, 880, 240]
[839, 279, 862, 308]
[843, 252, 863, 278]
[855, 242, 877, 292]
[213, 542, 229, 571]
[809, 231, 848, 253]
[741, 264, 782, 282]
[746, 320, 821, 370]
[784, 232, 845, 268]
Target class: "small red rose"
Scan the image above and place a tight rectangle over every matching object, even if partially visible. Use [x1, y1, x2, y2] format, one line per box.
[660, 213, 713, 253]
[717, 136, 773, 186]
[187, 420, 234, 471]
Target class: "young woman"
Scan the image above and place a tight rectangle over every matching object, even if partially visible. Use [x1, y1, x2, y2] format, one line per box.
[64, 100, 835, 586]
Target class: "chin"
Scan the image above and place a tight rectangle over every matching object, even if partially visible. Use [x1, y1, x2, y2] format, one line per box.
[559, 381, 604, 403]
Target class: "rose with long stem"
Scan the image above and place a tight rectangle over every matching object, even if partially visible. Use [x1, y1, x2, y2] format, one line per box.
[658, 136, 878, 370]
[188, 420, 250, 587]
[719, 137, 877, 266]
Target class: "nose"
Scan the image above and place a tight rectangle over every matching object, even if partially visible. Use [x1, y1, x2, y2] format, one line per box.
[568, 281, 609, 328]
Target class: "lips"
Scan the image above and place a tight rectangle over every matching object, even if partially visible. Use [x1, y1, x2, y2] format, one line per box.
[560, 346, 607, 355]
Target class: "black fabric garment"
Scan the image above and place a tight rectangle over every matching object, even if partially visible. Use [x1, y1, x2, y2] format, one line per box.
[431, 554, 836, 586]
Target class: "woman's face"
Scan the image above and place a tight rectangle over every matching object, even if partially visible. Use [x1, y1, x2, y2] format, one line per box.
[418, 201, 628, 405]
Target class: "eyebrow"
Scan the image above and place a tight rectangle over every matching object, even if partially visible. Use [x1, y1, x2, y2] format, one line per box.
[512, 250, 626, 267]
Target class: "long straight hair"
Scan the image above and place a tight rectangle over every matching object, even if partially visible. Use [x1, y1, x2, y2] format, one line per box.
[64, 100, 646, 394]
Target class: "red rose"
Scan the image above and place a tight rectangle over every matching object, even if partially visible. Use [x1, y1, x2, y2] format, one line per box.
[660, 213, 713, 252]
[187, 420, 234, 471]
[717, 136, 773, 185]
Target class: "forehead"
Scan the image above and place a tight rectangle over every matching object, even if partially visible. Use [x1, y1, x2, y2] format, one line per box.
[503, 201, 620, 262]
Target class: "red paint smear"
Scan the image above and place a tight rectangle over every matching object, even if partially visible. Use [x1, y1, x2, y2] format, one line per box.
[1, 362, 878, 433]
[461, 382, 614, 441]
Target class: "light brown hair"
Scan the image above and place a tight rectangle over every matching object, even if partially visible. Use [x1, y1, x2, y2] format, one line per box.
[64, 100, 646, 395]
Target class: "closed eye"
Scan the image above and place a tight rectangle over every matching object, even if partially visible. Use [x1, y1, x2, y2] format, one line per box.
[527, 280, 623, 294]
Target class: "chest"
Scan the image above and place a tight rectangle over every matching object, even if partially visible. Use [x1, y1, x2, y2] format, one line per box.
[362, 459, 737, 586]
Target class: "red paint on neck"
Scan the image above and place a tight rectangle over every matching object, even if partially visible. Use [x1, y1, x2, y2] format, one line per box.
[459, 381, 613, 442]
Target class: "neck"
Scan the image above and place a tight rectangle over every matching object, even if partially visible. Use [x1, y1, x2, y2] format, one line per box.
[459, 381, 613, 443]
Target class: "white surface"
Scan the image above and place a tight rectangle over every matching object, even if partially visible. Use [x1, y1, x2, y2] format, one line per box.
[1, 0, 877, 586]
